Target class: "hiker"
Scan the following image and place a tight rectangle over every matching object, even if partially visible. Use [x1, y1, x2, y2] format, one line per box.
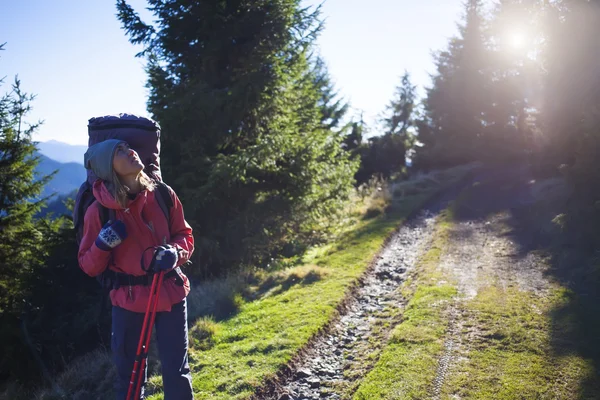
[77, 138, 194, 400]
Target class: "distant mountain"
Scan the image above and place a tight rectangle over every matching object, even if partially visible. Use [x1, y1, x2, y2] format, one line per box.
[37, 190, 76, 219]
[37, 140, 86, 164]
[35, 152, 86, 198]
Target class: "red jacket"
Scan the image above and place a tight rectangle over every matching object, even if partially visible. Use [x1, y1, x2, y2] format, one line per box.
[78, 180, 193, 313]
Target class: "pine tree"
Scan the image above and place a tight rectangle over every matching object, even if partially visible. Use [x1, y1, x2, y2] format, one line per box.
[356, 133, 407, 183]
[343, 117, 364, 154]
[117, 1, 358, 274]
[541, 0, 600, 184]
[0, 76, 55, 313]
[538, 0, 600, 243]
[415, 0, 490, 168]
[482, 0, 540, 162]
[312, 57, 349, 132]
[354, 71, 418, 182]
[0, 43, 69, 380]
[382, 71, 416, 137]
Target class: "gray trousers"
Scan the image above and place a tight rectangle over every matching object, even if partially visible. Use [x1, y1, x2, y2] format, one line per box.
[111, 299, 193, 400]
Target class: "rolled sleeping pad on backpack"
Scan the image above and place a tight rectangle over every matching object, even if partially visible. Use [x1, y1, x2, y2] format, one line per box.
[86, 113, 162, 182]
[73, 113, 164, 246]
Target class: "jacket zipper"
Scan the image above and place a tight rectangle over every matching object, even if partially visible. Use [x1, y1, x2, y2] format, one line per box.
[122, 208, 133, 300]
[124, 204, 163, 269]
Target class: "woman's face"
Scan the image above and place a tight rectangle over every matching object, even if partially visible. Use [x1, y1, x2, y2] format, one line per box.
[113, 142, 144, 177]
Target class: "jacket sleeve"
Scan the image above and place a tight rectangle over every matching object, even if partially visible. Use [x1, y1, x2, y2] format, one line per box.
[78, 203, 112, 277]
[167, 187, 195, 267]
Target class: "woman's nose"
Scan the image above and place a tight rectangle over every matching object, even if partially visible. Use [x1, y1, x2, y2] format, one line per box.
[128, 149, 135, 156]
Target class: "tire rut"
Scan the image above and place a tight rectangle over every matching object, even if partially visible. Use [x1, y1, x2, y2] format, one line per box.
[432, 308, 459, 400]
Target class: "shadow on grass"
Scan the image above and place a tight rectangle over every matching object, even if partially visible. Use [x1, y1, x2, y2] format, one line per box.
[449, 164, 600, 399]
[186, 190, 438, 329]
[187, 263, 332, 326]
[250, 267, 326, 298]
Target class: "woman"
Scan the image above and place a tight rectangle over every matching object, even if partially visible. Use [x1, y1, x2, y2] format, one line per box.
[78, 139, 194, 400]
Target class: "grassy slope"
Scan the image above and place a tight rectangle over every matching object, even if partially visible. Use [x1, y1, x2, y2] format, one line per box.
[187, 217, 403, 399]
[354, 178, 600, 400]
[174, 168, 471, 399]
[20, 166, 472, 400]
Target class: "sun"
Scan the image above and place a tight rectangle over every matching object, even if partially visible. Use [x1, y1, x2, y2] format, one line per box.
[509, 32, 526, 50]
[503, 28, 532, 53]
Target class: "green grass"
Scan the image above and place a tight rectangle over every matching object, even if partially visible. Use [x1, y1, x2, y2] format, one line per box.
[353, 284, 457, 400]
[441, 285, 599, 399]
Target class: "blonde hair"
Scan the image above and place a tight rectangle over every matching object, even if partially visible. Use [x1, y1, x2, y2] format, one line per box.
[107, 170, 158, 208]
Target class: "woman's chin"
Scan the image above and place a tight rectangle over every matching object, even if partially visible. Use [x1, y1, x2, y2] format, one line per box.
[133, 161, 144, 172]
[124, 166, 144, 176]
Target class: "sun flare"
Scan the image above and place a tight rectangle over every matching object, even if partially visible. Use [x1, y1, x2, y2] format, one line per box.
[503, 27, 533, 53]
[509, 32, 526, 49]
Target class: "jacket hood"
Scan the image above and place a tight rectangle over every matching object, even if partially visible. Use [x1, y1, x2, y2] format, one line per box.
[92, 179, 147, 210]
[84, 139, 125, 182]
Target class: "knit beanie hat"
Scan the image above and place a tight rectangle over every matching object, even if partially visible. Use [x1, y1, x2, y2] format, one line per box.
[84, 139, 126, 181]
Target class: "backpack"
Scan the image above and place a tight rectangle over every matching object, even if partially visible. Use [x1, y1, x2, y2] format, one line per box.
[73, 113, 173, 288]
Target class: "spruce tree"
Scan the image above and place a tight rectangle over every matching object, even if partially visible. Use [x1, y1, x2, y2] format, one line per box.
[541, 0, 600, 184]
[0, 43, 66, 380]
[482, 0, 539, 162]
[414, 0, 490, 168]
[117, 1, 357, 274]
[355, 71, 418, 182]
[382, 71, 416, 137]
[356, 133, 407, 182]
[0, 76, 55, 313]
[343, 117, 364, 154]
[538, 0, 600, 244]
[312, 57, 349, 132]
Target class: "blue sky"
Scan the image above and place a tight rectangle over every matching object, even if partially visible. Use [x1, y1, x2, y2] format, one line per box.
[1, 0, 464, 145]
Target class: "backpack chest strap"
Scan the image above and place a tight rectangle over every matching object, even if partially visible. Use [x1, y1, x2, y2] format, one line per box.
[112, 268, 183, 288]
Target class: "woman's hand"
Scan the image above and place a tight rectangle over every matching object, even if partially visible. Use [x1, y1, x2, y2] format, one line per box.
[151, 245, 179, 271]
[95, 220, 128, 251]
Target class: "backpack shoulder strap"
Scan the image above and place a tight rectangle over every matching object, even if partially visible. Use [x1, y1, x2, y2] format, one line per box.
[154, 181, 173, 222]
[153, 182, 191, 268]
[97, 204, 117, 287]
[99, 204, 113, 226]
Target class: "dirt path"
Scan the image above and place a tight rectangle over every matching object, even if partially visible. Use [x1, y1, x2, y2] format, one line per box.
[268, 194, 459, 400]
[440, 213, 549, 300]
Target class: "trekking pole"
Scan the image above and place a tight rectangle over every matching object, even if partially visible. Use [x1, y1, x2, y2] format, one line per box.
[126, 269, 166, 400]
